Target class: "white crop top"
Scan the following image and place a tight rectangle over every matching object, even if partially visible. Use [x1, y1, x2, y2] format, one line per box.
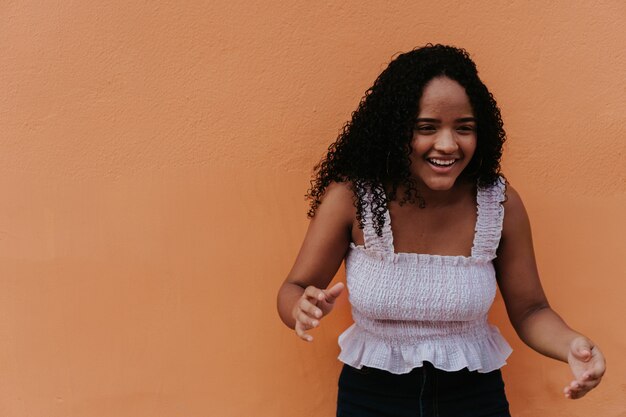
[338, 177, 513, 374]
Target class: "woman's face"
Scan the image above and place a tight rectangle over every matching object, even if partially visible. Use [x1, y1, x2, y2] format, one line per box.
[409, 76, 477, 191]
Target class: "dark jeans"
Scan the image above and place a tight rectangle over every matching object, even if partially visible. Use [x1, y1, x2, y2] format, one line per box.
[337, 362, 510, 417]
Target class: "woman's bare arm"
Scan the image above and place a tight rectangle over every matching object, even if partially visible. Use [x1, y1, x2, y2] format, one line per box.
[276, 181, 355, 340]
[494, 183, 605, 399]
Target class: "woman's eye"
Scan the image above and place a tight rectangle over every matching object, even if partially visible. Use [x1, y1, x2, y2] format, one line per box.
[416, 125, 435, 132]
[457, 125, 476, 132]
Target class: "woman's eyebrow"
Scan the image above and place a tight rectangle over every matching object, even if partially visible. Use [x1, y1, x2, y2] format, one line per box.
[415, 117, 476, 123]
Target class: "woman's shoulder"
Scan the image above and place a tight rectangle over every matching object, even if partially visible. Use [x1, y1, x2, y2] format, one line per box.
[500, 180, 523, 211]
[314, 180, 357, 221]
[499, 180, 531, 237]
[481, 175, 521, 208]
[322, 180, 355, 202]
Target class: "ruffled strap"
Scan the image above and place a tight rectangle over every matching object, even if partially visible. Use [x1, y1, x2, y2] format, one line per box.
[359, 183, 394, 253]
[471, 176, 507, 260]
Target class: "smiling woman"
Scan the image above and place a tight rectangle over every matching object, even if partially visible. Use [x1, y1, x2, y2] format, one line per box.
[276, 44, 606, 416]
[411, 76, 477, 191]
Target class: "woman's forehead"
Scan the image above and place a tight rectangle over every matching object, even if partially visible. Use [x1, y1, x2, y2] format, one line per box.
[418, 77, 473, 116]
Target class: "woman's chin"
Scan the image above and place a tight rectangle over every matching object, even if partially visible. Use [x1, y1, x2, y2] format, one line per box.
[426, 182, 455, 191]
[419, 175, 460, 191]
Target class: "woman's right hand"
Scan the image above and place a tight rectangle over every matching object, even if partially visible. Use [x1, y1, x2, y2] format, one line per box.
[292, 282, 345, 342]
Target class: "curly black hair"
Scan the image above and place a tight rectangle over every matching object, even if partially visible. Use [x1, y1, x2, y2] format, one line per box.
[306, 44, 506, 237]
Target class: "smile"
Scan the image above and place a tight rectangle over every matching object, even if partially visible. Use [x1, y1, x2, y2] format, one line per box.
[427, 158, 457, 167]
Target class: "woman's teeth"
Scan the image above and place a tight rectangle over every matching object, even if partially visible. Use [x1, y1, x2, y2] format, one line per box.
[428, 158, 456, 167]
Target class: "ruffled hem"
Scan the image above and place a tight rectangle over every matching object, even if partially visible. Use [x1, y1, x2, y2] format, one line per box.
[337, 323, 513, 375]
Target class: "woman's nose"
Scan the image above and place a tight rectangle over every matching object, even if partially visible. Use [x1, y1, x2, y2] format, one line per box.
[433, 130, 459, 153]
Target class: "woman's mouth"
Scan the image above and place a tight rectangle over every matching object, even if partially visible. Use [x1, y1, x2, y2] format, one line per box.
[426, 158, 458, 172]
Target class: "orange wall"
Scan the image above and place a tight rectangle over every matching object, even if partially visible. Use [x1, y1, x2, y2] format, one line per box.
[1, 1, 624, 416]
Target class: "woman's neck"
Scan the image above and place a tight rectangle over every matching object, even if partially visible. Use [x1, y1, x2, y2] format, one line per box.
[392, 177, 475, 208]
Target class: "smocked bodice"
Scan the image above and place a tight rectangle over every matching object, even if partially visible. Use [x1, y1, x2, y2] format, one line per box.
[337, 177, 513, 374]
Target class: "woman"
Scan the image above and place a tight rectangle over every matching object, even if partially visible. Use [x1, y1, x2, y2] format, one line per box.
[276, 44, 605, 416]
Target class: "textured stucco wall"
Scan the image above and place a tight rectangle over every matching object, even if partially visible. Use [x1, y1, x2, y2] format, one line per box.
[1, 1, 625, 416]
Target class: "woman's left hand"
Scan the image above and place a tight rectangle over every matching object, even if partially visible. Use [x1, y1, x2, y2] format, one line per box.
[564, 336, 606, 399]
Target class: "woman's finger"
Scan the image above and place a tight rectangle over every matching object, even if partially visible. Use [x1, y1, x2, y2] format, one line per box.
[570, 337, 593, 361]
[583, 379, 601, 391]
[575, 380, 599, 392]
[297, 311, 319, 329]
[583, 371, 602, 381]
[573, 386, 592, 399]
[304, 285, 326, 302]
[565, 386, 586, 400]
[322, 282, 345, 303]
[299, 298, 323, 318]
[570, 378, 598, 392]
[565, 377, 601, 399]
[566, 382, 582, 396]
[295, 321, 313, 342]
[569, 390, 584, 400]
[585, 363, 606, 380]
